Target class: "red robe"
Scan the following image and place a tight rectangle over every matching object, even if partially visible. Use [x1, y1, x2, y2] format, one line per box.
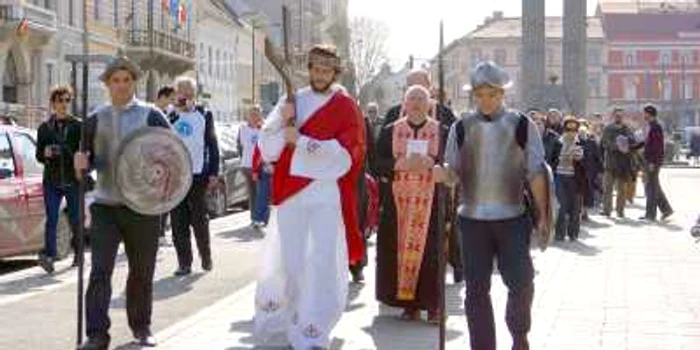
[271, 91, 366, 264]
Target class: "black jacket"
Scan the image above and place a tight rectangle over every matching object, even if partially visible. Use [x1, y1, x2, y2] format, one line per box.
[35, 115, 82, 186]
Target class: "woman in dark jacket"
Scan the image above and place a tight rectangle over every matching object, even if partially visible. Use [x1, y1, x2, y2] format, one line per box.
[35, 85, 82, 273]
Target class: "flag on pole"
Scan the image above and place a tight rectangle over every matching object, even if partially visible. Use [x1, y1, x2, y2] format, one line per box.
[177, 2, 186, 28]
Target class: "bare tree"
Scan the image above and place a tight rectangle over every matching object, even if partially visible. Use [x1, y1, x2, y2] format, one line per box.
[349, 16, 389, 97]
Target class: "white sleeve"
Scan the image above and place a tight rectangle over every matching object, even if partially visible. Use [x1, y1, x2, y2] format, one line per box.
[290, 135, 352, 180]
[259, 101, 286, 162]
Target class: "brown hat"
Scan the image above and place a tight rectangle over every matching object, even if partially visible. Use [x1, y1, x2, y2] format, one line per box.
[99, 55, 143, 82]
[563, 115, 580, 129]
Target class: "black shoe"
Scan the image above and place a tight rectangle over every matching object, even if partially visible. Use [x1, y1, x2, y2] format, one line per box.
[134, 330, 157, 347]
[662, 211, 674, 221]
[202, 259, 213, 272]
[638, 216, 656, 222]
[599, 211, 610, 217]
[616, 212, 625, 218]
[554, 236, 565, 242]
[38, 255, 55, 274]
[173, 267, 192, 276]
[77, 336, 110, 350]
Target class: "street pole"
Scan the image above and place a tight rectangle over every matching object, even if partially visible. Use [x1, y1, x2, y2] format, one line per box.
[437, 20, 447, 350]
[252, 25, 256, 105]
[147, 0, 155, 102]
[76, 0, 89, 347]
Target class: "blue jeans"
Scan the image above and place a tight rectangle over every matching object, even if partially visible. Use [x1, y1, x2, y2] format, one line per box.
[459, 214, 534, 350]
[43, 182, 80, 259]
[252, 172, 270, 224]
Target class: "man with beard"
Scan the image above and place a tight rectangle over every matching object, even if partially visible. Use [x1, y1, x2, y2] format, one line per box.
[253, 45, 365, 350]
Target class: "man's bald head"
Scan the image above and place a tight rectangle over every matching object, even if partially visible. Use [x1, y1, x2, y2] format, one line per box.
[406, 68, 431, 89]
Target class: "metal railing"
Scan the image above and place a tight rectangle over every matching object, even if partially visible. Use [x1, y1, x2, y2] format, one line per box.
[126, 29, 196, 60]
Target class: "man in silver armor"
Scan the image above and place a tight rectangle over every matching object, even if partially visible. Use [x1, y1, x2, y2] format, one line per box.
[437, 61, 553, 350]
[75, 56, 171, 350]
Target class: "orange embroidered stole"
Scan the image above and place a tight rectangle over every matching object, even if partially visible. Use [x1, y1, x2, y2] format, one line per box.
[392, 118, 440, 301]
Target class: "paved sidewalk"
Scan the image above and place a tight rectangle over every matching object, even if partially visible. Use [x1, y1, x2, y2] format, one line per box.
[156, 204, 700, 350]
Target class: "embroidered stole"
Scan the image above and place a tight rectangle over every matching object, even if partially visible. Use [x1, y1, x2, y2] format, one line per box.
[392, 118, 440, 301]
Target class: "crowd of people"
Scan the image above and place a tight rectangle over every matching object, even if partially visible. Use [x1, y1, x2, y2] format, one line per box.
[29, 42, 677, 350]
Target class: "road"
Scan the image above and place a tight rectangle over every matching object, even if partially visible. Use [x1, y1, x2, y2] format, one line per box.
[0, 208, 265, 350]
[0, 168, 698, 350]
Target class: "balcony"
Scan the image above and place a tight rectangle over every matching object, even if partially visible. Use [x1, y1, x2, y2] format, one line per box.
[0, 1, 57, 41]
[125, 29, 195, 74]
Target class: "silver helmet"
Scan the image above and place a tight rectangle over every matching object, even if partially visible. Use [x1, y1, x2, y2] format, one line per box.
[462, 61, 512, 91]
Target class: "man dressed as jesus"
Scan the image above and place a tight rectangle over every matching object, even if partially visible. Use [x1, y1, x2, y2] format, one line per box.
[253, 45, 366, 350]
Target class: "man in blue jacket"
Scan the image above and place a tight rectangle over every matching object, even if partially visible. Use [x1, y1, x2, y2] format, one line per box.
[169, 76, 220, 276]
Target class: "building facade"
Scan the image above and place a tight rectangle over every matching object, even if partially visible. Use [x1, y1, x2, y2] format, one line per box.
[602, 10, 700, 128]
[434, 12, 607, 116]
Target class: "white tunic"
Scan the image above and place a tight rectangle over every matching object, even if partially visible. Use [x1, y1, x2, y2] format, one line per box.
[254, 85, 353, 349]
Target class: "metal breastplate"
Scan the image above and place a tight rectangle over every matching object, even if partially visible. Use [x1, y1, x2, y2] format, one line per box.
[93, 102, 152, 204]
[459, 111, 526, 220]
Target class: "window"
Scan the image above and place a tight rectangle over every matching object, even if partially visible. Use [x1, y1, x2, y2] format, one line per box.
[588, 48, 601, 66]
[660, 51, 671, 66]
[684, 78, 693, 100]
[547, 49, 554, 65]
[682, 50, 693, 66]
[46, 63, 54, 90]
[216, 50, 221, 77]
[113, 0, 119, 28]
[624, 77, 636, 100]
[0, 134, 15, 179]
[494, 49, 507, 66]
[588, 75, 601, 97]
[662, 78, 672, 100]
[13, 133, 42, 176]
[208, 46, 213, 76]
[625, 52, 635, 67]
[470, 49, 482, 67]
[94, 0, 101, 21]
[68, 0, 75, 26]
[199, 43, 205, 73]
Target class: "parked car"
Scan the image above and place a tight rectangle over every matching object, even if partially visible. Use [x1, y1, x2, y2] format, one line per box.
[0, 125, 72, 259]
[207, 122, 248, 217]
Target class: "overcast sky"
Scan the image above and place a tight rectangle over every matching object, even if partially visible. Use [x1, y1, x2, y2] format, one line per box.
[349, 0, 600, 68]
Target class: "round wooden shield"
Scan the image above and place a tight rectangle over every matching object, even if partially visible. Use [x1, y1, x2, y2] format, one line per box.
[115, 127, 193, 215]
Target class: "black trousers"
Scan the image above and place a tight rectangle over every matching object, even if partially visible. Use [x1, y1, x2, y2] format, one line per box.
[460, 215, 534, 350]
[85, 204, 160, 339]
[171, 177, 211, 269]
[644, 166, 673, 220]
[555, 175, 582, 240]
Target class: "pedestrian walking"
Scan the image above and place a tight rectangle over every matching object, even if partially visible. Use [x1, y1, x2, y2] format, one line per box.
[35, 84, 82, 273]
[554, 116, 585, 241]
[168, 76, 220, 276]
[440, 61, 554, 350]
[639, 105, 673, 222]
[600, 108, 637, 218]
[253, 45, 366, 350]
[374, 85, 449, 324]
[238, 106, 269, 229]
[75, 56, 171, 350]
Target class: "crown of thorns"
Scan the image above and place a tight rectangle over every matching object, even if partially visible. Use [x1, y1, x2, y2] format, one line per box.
[308, 45, 342, 71]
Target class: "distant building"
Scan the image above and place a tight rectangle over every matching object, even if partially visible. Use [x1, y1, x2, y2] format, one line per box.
[359, 63, 410, 116]
[432, 12, 606, 116]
